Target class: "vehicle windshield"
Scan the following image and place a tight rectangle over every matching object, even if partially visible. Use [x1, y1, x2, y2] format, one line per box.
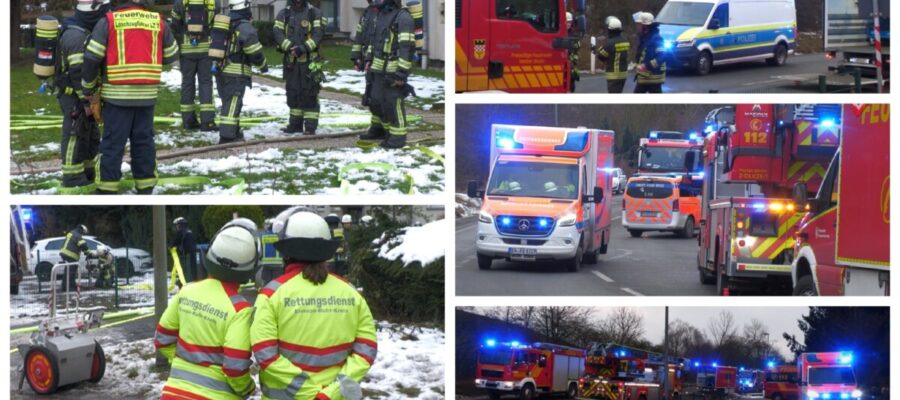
[495, 0, 560, 33]
[479, 349, 513, 365]
[808, 366, 856, 386]
[487, 161, 579, 200]
[656, 2, 714, 26]
[639, 146, 697, 173]
[626, 181, 674, 199]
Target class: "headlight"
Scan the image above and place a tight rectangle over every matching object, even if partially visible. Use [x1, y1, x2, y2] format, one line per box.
[558, 214, 577, 227]
[677, 39, 695, 48]
[479, 211, 493, 224]
[851, 390, 862, 398]
[808, 390, 820, 399]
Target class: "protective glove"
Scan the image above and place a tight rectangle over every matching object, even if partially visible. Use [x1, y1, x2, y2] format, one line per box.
[390, 72, 407, 87]
[291, 45, 305, 57]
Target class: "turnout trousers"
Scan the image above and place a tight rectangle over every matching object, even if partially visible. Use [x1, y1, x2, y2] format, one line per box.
[284, 60, 320, 133]
[58, 93, 97, 187]
[369, 73, 407, 138]
[96, 102, 157, 194]
[179, 55, 216, 126]
[218, 75, 250, 141]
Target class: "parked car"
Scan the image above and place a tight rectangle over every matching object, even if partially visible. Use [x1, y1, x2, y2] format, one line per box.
[28, 236, 152, 281]
[610, 168, 627, 194]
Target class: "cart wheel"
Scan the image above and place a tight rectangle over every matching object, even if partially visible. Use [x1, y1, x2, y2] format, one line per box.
[89, 342, 106, 383]
[25, 346, 60, 394]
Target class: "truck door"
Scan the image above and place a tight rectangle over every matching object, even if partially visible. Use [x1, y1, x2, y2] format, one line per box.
[489, 0, 568, 92]
[456, 0, 491, 91]
[807, 153, 840, 294]
[582, 164, 595, 250]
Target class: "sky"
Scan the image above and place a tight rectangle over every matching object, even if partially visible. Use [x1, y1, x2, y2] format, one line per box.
[586, 307, 808, 359]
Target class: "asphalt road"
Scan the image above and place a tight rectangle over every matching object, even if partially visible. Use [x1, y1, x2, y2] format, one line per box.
[575, 53, 887, 93]
[456, 194, 717, 296]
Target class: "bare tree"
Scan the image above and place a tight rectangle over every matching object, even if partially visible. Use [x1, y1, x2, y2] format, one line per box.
[515, 306, 538, 331]
[601, 307, 645, 346]
[708, 310, 737, 347]
[533, 306, 593, 345]
[743, 318, 771, 365]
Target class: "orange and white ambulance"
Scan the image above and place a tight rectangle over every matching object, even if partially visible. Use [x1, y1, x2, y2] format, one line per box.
[468, 125, 614, 272]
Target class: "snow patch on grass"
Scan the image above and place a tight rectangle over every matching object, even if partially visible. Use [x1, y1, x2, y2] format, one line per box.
[378, 219, 447, 266]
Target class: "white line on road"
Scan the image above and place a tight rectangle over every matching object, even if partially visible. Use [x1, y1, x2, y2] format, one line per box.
[621, 288, 644, 296]
[591, 271, 614, 283]
[612, 215, 621, 221]
[605, 248, 633, 262]
[458, 255, 476, 267]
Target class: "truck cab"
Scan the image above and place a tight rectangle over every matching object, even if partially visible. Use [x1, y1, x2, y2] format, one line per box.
[470, 125, 614, 272]
[765, 364, 800, 400]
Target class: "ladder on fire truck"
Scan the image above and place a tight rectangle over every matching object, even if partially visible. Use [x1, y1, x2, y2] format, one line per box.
[578, 343, 690, 400]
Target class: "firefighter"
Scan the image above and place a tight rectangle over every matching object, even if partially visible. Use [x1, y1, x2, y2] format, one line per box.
[566, 12, 580, 93]
[171, 0, 219, 131]
[82, 0, 180, 194]
[251, 210, 376, 400]
[60, 224, 92, 292]
[341, 214, 354, 235]
[359, 0, 416, 149]
[633, 12, 666, 94]
[57, 0, 110, 189]
[594, 16, 629, 94]
[352, 0, 378, 113]
[94, 245, 114, 288]
[217, 0, 268, 144]
[274, 0, 325, 135]
[155, 218, 259, 399]
[360, 215, 374, 226]
[171, 217, 200, 283]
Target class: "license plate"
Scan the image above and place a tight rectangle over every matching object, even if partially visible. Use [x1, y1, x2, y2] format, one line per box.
[485, 381, 498, 388]
[849, 57, 871, 64]
[640, 211, 658, 217]
[509, 247, 537, 259]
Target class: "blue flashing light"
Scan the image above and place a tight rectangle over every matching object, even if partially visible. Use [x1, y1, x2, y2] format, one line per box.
[539, 219, 549, 228]
[752, 203, 766, 211]
[712, 362, 718, 367]
[820, 119, 836, 128]
[486, 339, 496, 347]
[20, 207, 33, 222]
[705, 124, 715, 133]
[767, 361, 775, 368]
[501, 217, 512, 226]
[840, 393, 850, 399]
[498, 137, 515, 149]
[663, 40, 674, 50]
[689, 132, 699, 140]
[649, 132, 659, 139]
[822, 393, 832, 399]
[694, 361, 700, 367]
[740, 366, 745, 371]
[511, 341, 520, 348]
[695, 172, 705, 179]
[839, 352, 852, 364]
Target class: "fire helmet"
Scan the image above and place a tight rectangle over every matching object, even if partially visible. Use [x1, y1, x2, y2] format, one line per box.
[272, 209, 341, 263]
[78, 224, 89, 234]
[229, 0, 250, 11]
[566, 12, 573, 24]
[360, 215, 374, 225]
[341, 214, 353, 224]
[205, 218, 261, 283]
[633, 11, 655, 26]
[607, 16, 622, 31]
[96, 245, 110, 256]
[75, 0, 110, 12]
[173, 217, 188, 226]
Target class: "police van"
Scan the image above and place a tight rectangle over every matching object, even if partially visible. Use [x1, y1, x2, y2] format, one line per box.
[655, 0, 797, 74]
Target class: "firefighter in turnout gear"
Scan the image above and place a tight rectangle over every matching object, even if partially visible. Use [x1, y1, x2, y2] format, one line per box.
[594, 16, 629, 94]
[566, 12, 580, 93]
[57, 0, 110, 189]
[82, 0, 179, 194]
[156, 218, 260, 399]
[60, 224, 91, 292]
[251, 210, 377, 400]
[217, 0, 268, 144]
[633, 12, 666, 93]
[352, 1, 378, 112]
[171, 0, 220, 131]
[359, 0, 416, 149]
[171, 217, 201, 283]
[94, 245, 115, 288]
[274, 0, 325, 135]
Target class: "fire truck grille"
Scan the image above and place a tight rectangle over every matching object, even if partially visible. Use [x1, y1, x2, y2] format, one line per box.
[481, 370, 504, 378]
[495, 215, 555, 237]
[501, 239, 548, 246]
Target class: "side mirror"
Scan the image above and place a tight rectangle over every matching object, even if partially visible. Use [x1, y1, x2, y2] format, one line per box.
[467, 180, 481, 198]
[792, 182, 809, 211]
[574, 15, 587, 36]
[683, 150, 696, 172]
[586, 186, 604, 204]
[708, 19, 720, 30]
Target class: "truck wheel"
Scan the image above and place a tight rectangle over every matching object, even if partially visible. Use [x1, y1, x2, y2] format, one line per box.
[699, 268, 715, 285]
[489, 392, 502, 400]
[767, 43, 788, 66]
[25, 346, 60, 394]
[567, 244, 583, 272]
[793, 275, 818, 296]
[583, 249, 598, 265]
[599, 232, 609, 254]
[628, 230, 642, 238]
[695, 50, 712, 75]
[520, 383, 536, 400]
[567, 382, 578, 398]
[477, 254, 493, 270]
[679, 217, 695, 238]
[36, 262, 54, 282]
[89, 342, 106, 383]
[772, 394, 783, 400]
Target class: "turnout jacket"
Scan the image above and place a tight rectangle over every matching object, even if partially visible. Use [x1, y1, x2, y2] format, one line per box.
[596, 32, 630, 81]
[60, 229, 90, 261]
[635, 25, 666, 84]
[351, 6, 379, 64]
[371, 3, 415, 79]
[222, 16, 267, 77]
[273, 4, 324, 64]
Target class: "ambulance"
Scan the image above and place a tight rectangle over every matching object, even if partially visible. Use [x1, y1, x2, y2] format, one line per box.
[797, 352, 861, 400]
[468, 125, 614, 272]
[475, 341, 585, 400]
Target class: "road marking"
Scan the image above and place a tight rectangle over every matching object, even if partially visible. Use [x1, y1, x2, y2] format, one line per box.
[621, 287, 644, 296]
[591, 271, 614, 283]
[456, 221, 479, 233]
[458, 255, 476, 267]
[605, 248, 633, 262]
[612, 215, 621, 221]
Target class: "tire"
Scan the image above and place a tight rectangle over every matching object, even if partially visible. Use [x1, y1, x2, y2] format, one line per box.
[793, 275, 818, 296]
[36, 262, 54, 282]
[680, 217, 695, 238]
[477, 254, 493, 270]
[89, 342, 106, 383]
[766, 43, 788, 66]
[25, 346, 60, 394]
[772, 394, 783, 400]
[567, 382, 578, 399]
[628, 230, 643, 238]
[583, 249, 598, 265]
[695, 50, 713, 75]
[116, 259, 135, 278]
[567, 243, 583, 273]
[520, 383, 536, 400]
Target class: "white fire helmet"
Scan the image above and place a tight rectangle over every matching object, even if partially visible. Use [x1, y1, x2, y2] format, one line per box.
[633, 11, 655, 26]
[272, 209, 341, 263]
[229, 0, 251, 11]
[607, 16, 622, 31]
[342, 214, 353, 224]
[205, 218, 260, 283]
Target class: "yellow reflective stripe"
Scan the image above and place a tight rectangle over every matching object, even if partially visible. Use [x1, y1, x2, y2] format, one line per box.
[274, 21, 285, 29]
[280, 39, 292, 51]
[116, 28, 125, 66]
[164, 42, 178, 58]
[86, 40, 106, 56]
[135, 177, 158, 189]
[397, 58, 412, 70]
[108, 72, 163, 80]
[67, 53, 84, 63]
[312, 20, 321, 28]
[96, 180, 120, 191]
[305, 39, 317, 51]
[385, 60, 399, 72]
[108, 63, 163, 71]
[244, 42, 263, 54]
[615, 43, 630, 50]
[398, 33, 414, 42]
[605, 71, 627, 79]
[302, 111, 318, 119]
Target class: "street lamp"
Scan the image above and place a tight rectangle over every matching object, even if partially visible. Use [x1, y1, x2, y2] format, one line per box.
[763, 332, 770, 367]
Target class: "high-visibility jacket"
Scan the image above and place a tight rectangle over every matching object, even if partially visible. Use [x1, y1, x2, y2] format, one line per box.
[251, 263, 377, 400]
[635, 26, 666, 85]
[60, 229, 90, 262]
[83, 4, 179, 106]
[155, 279, 255, 400]
[596, 33, 630, 81]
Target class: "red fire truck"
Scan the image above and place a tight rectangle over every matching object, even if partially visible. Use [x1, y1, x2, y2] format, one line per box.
[579, 343, 688, 400]
[791, 104, 890, 296]
[695, 104, 840, 295]
[696, 364, 738, 397]
[455, 0, 585, 93]
[764, 364, 800, 400]
[797, 352, 862, 400]
[475, 340, 585, 400]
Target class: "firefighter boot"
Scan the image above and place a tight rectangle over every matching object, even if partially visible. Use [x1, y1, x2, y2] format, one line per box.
[281, 124, 303, 134]
[381, 134, 406, 149]
[200, 121, 218, 132]
[359, 124, 387, 140]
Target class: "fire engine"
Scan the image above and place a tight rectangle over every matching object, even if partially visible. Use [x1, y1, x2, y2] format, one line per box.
[455, 0, 586, 93]
[623, 131, 704, 238]
[737, 368, 764, 393]
[579, 343, 689, 400]
[765, 364, 800, 400]
[695, 104, 840, 295]
[791, 104, 890, 296]
[475, 340, 585, 400]
[695, 363, 738, 397]
[468, 125, 614, 272]
[797, 352, 862, 400]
